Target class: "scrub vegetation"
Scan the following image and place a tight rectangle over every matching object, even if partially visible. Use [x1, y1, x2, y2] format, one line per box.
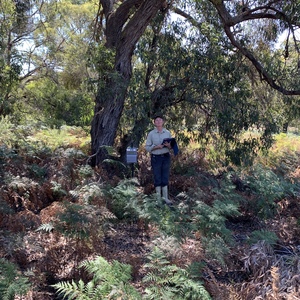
[1, 124, 300, 299]
[1, 1, 300, 298]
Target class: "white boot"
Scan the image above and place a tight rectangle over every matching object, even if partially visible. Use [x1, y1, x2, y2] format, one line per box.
[155, 186, 162, 199]
[162, 186, 172, 205]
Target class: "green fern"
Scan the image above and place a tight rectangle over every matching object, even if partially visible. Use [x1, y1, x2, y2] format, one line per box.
[42, 201, 111, 246]
[143, 247, 211, 300]
[107, 178, 142, 220]
[201, 236, 230, 265]
[114, 183, 194, 241]
[175, 180, 241, 264]
[36, 223, 54, 232]
[55, 202, 95, 240]
[53, 279, 99, 300]
[77, 165, 94, 179]
[52, 256, 141, 300]
[184, 191, 239, 243]
[51, 180, 68, 197]
[0, 258, 31, 300]
[69, 182, 103, 205]
[247, 230, 278, 246]
[245, 164, 294, 218]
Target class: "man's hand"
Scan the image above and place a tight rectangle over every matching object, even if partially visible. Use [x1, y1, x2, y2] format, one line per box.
[163, 141, 171, 149]
[153, 144, 164, 150]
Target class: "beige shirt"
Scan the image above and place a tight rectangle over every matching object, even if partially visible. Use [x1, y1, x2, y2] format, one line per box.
[145, 127, 172, 155]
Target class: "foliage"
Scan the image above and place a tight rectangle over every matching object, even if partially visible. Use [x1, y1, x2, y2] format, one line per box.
[262, 133, 300, 180]
[1, 114, 300, 299]
[0, 258, 31, 300]
[69, 182, 103, 205]
[124, 1, 287, 166]
[115, 184, 194, 240]
[46, 199, 114, 247]
[21, 78, 94, 128]
[0, 119, 90, 162]
[143, 247, 211, 300]
[150, 235, 184, 259]
[6, 175, 37, 192]
[0, 0, 22, 116]
[145, 200, 193, 240]
[55, 201, 94, 240]
[244, 164, 296, 218]
[247, 230, 278, 246]
[201, 236, 231, 266]
[30, 126, 90, 152]
[111, 175, 242, 264]
[36, 223, 55, 233]
[0, 197, 14, 215]
[51, 180, 68, 198]
[106, 178, 141, 220]
[0, 116, 34, 149]
[53, 256, 141, 300]
[186, 187, 240, 262]
[12, 0, 97, 128]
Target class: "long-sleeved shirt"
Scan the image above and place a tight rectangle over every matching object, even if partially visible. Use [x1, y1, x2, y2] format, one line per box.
[145, 127, 172, 155]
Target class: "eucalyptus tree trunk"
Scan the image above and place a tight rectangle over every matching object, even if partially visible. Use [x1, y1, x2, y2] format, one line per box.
[90, 0, 166, 166]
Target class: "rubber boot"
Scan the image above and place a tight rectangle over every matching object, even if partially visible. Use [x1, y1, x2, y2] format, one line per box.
[155, 186, 162, 199]
[162, 185, 172, 205]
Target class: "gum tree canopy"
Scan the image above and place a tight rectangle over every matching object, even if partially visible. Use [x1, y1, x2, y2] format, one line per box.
[90, 0, 300, 166]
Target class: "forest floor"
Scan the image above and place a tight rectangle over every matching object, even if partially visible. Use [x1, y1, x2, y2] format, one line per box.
[1, 134, 300, 299]
[100, 191, 300, 299]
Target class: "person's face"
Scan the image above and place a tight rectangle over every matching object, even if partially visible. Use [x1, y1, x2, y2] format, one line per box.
[154, 117, 164, 127]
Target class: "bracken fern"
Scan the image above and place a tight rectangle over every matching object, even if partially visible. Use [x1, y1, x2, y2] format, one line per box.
[53, 256, 141, 300]
[0, 258, 31, 300]
[143, 247, 211, 300]
[245, 164, 295, 218]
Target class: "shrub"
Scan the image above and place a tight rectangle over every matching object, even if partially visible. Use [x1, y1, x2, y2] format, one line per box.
[53, 256, 141, 300]
[245, 164, 295, 218]
[247, 230, 278, 246]
[0, 258, 31, 300]
[106, 178, 141, 220]
[143, 247, 211, 300]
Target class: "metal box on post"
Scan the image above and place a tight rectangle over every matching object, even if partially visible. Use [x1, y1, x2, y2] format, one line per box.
[126, 147, 137, 164]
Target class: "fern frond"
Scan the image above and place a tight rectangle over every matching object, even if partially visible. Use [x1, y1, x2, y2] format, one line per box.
[53, 279, 98, 300]
[80, 256, 110, 281]
[202, 236, 230, 265]
[53, 256, 141, 300]
[36, 223, 54, 232]
[248, 230, 278, 245]
[70, 183, 104, 204]
[0, 258, 31, 300]
[143, 248, 212, 300]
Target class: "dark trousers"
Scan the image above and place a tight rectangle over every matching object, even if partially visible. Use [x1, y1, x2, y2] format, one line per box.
[151, 153, 170, 187]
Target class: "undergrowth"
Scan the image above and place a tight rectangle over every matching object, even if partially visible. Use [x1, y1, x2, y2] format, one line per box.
[0, 258, 31, 300]
[1, 120, 300, 299]
[53, 256, 141, 300]
[52, 248, 212, 300]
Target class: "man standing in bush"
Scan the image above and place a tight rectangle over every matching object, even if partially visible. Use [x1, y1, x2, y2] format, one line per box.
[145, 114, 173, 205]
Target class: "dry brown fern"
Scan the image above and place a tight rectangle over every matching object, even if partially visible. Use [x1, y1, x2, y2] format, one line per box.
[239, 240, 300, 299]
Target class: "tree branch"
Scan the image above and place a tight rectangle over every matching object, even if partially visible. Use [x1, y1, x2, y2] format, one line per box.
[207, 0, 300, 95]
[100, 0, 143, 48]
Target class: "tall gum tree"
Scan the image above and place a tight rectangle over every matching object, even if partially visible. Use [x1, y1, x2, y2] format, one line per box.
[90, 0, 167, 166]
